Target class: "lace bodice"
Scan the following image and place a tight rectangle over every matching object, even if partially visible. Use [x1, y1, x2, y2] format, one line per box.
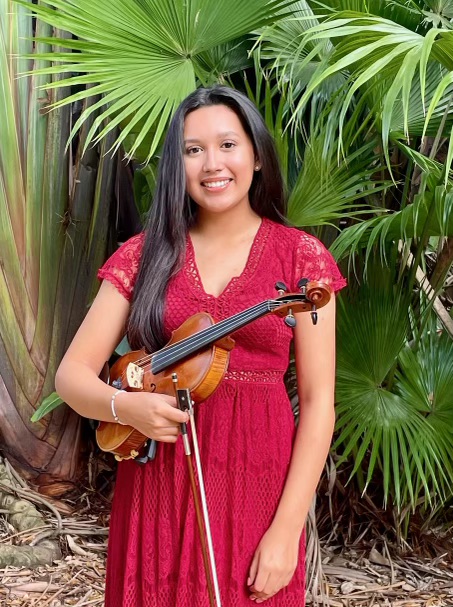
[98, 218, 346, 377]
[98, 219, 346, 303]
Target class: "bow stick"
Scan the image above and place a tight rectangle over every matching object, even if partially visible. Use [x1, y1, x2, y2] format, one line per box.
[173, 375, 222, 607]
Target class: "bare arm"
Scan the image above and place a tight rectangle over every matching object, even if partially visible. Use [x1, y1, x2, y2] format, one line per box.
[248, 296, 337, 602]
[55, 280, 188, 442]
[273, 295, 336, 530]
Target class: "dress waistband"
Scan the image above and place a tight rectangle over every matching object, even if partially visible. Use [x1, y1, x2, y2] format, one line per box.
[223, 370, 285, 384]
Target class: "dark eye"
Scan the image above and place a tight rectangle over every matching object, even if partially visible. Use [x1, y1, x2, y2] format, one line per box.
[186, 146, 202, 155]
[222, 141, 236, 149]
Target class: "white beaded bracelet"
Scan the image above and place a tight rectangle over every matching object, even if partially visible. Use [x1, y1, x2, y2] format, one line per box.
[111, 389, 127, 425]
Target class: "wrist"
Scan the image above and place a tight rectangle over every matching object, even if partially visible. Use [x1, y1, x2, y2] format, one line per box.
[271, 509, 307, 537]
[110, 389, 130, 425]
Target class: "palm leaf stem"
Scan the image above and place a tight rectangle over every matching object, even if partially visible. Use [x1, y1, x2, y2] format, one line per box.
[406, 104, 453, 294]
[430, 237, 453, 292]
[398, 241, 453, 339]
[400, 157, 414, 210]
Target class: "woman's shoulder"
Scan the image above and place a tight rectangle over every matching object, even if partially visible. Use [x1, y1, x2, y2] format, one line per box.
[97, 232, 145, 301]
[267, 220, 347, 293]
[268, 219, 324, 251]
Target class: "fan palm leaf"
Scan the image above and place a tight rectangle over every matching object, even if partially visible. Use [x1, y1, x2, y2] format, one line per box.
[335, 278, 453, 508]
[261, 11, 453, 168]
[332, 187, 453, 264]
[14, 0, 294, 162]
[287, 132, 388, 227]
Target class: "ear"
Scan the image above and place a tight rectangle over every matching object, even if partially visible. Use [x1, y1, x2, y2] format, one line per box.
[254, 160, 261, 171]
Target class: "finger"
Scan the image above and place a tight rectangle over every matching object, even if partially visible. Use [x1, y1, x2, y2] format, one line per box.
[155, 425, 180, 436]
[157, 434, 179, 443]
[248, 552, 259, 587]
[158, 404, 189, 424]
[158, 394, 178, 407]
[262, 573, 283, 598]
[255, 591, 277, 604]
[252, 571, 281, 601]
[251, 568, 270, 594]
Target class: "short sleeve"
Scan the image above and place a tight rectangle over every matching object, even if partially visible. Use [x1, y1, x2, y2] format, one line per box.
[97, 233, 145, 301]
[293, 231, 347, 293]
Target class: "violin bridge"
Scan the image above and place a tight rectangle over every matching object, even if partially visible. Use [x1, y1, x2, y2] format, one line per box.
[126, 363, 144, 389]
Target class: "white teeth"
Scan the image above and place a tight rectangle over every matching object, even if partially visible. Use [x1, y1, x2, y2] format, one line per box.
[202, 180, 230, 188]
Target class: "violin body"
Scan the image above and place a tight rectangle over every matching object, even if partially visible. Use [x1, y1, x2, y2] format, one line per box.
[96, 280, 331, 460]
[96, 313, 235, 459]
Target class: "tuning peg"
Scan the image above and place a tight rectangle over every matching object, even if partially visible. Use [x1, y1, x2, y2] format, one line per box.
[310, 305, 318, 325]
[284, 308, 297, 328]
[297, 278, 309, 294]
[275, 281, 288, 295]
[285, 315, 297, 328]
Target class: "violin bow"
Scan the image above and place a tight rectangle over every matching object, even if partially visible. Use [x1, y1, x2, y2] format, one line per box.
[173, 376, 222, 607]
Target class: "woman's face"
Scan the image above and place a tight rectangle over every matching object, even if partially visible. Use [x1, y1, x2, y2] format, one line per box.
[183, 104, 258, 217]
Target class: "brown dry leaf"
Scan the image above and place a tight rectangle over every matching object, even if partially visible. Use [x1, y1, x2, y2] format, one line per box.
[6, 582, 60, 593]
[369, 547, 391, 567]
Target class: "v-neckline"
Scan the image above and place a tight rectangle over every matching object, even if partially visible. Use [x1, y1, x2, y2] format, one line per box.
[185, 217, 271, 300]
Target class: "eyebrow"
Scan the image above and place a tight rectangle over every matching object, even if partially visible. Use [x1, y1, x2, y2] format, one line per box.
[184, 131, 240, 144]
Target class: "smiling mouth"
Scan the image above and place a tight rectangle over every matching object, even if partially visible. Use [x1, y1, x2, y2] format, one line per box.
[201, 179, 232, 189]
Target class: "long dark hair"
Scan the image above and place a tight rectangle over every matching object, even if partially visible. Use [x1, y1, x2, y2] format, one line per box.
[127, 85, 286, 352]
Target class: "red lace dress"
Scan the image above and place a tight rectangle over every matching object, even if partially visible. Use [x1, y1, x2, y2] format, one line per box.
[98, 218, 346, 607]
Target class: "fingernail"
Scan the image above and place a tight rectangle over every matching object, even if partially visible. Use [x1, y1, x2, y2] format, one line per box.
[247, 577, 252, 585]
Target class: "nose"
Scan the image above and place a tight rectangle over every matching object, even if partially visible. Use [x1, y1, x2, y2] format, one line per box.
[202, 147, 224, 173]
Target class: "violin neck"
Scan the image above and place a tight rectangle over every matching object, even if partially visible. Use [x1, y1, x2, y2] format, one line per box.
[151, 300, 271, 374]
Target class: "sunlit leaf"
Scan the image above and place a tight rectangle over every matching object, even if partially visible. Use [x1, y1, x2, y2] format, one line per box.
[15, 0, 294, 163]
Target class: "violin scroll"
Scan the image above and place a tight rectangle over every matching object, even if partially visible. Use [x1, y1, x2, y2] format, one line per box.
[272, 279, 331, 322]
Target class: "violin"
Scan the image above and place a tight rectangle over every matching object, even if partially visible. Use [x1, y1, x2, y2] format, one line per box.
[96, 279, 331, 460]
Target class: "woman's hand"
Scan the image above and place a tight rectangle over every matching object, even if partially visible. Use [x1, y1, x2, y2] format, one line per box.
[247, 522, 300, 603]
[114, 391, 189, 443]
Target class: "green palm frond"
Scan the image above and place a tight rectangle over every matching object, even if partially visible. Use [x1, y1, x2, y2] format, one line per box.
[309, 0, 428, 29]
[258, 3, 346, 115]
[332, 186, 453, 264]
[386, 63, 453, 138]
[242, 64, 294, 182]
[196, 38, 254, 83]
[15, 0, 294, 162]
[395, 322, 453, 500]
[288, 132, 388, 227]
[423, 0, 453, 27]
[261, 12, 453, 167]
[335, 278, 453, 509]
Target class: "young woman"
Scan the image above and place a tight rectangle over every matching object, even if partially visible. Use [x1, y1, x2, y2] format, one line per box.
[55, 85, 346, 607]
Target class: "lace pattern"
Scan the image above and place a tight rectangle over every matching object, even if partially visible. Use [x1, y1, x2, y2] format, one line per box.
[293, 231, 347, 293]
[97, 233, 144, 300]
[224, 369, 285, 383]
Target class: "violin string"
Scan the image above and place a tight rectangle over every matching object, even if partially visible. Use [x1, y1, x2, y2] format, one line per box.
[132, 300, 269, 368]
[152, 293, 308, 370]
[116, 301, 271, 386]
[117, 296, 305, 384]
[152, 302, 270, 370]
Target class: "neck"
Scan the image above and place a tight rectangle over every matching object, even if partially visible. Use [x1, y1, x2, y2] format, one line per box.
[193, 205, 262, 241]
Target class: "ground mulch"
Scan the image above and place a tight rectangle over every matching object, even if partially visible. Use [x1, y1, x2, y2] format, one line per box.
[1, 476, 453, 606]
[2, 513, 453, 606]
